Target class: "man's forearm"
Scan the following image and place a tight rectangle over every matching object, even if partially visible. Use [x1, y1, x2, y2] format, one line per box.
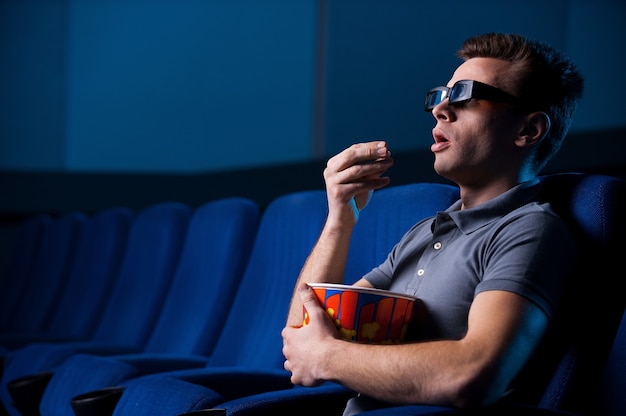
[285, 222, 354, 326]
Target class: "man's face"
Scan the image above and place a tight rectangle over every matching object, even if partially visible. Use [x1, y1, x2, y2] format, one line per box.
[428, 57, 526, 186]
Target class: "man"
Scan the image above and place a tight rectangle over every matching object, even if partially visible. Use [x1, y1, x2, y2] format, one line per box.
[281, 32, 584, 414]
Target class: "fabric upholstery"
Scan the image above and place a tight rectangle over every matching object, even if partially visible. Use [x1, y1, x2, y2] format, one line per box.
[0, 202, 191, 416]
[113, 376, 223, 415]
[0, 214, 51, 332]
[533, 174, 626, 413]
[37, 198, 260, 416]
[108, 189, 331, 415]
[0, 207, 133, 350]
[216, 382, 357, 416]
[39, 354, 137, 416]
[1, 212, 85, 334]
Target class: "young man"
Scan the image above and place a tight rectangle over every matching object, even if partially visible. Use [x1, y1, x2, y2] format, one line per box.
[282, 33, 584, 414]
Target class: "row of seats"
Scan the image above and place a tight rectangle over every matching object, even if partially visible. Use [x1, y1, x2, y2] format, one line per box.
[0, 197, 261, 415]
[0, 173, 624, 416]
[0, 182, 459, 415]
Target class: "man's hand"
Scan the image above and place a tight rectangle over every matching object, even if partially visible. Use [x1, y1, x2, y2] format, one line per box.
[282, 283, 341, 386]
[323, 141, 393, 225]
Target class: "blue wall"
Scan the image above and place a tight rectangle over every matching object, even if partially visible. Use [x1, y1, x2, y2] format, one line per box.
[1, 0, 625, 173]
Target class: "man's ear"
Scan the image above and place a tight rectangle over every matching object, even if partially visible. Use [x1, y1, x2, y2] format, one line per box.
[516, 112, 551, 147]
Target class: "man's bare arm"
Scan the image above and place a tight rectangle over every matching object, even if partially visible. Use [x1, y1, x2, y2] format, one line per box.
[283, 288, 548, 408]
[285, 141, 393, 326]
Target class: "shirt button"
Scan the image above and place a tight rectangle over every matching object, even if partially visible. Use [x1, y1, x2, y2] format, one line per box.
[434, 242, 442, 250]
[417, 269, 425, 276]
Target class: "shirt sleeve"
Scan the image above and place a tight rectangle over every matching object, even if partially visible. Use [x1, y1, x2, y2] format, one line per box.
[474, 207, 578, 319]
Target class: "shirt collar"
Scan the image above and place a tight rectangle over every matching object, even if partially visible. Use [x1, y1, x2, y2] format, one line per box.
[442, 179, 542, 234]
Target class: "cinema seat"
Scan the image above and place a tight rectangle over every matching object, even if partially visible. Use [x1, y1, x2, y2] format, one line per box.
[0, 211, 85, 335]
[0, 214, 51, 334]
[87, 189, 333, 415]
[0, 202, 191, 416]
[0, 207, 133, 350]
[37, 197, 260, 416]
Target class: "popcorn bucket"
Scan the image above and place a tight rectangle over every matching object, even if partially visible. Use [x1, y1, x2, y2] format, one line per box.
[304, 283, 417, 344]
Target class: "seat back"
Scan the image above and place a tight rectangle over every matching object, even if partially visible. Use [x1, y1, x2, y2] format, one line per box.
[206, 190, 329, 369]
[142, 197, 260, 355]
[0, 214, 51, 331]
[0, 203, 190, 416]
[3, 212, 85, 333]
[89, 202, 191, 349]
[35, 199, 260, 416]
[43, 207, 134, 341]
[529, 173, 626, 413]
[0, 208, 133, 351]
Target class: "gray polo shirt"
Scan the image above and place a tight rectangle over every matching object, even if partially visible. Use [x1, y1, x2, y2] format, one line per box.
[344, 180, 578, 415]
[363, 179, 577, 340]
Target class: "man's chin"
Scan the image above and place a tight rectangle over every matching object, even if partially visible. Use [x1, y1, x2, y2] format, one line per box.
[433, 164, 458, 184]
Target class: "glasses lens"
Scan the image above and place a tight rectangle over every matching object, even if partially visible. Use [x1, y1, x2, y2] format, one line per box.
[424, 87, 448, 111]
[449, 81, 471, 103]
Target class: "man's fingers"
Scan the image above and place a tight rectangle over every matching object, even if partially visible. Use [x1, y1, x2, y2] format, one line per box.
[326, 141, 390, 172]
[298, 283, 318, 306]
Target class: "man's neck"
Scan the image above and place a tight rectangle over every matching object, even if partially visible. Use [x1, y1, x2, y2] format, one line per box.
[458, 178, 520, 210]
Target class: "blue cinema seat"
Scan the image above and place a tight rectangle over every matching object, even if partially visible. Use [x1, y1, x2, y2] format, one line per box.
[36, 197, 260, 416]
[0, 211, 85, 335]
[98, 182, 461, 416]
[0, 214, 51, 334]
[87, 189, 334, 415]
[138, 173, 624, 416]
[0, 207, 133, 350]
[0, 202, 191, 416]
